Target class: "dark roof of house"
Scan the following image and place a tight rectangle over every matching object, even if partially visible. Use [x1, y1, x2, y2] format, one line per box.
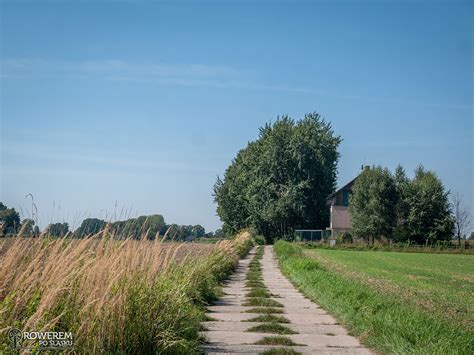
[326, 176, 358, 202]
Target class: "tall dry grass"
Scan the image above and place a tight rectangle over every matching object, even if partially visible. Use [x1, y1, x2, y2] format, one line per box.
[0, 231, 253, 353]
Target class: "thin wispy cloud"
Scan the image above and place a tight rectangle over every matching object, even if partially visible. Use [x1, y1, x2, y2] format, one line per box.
[1, 58, 245, 87]
[80, 59, 242, 80]
[1, 58, 471, 111]
[3, 141, 221, 174]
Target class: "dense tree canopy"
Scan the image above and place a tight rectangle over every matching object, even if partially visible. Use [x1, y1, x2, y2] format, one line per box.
[350, 165, 454, 244]
[191, 224, 205, 238]
[393, 165, 411, 241]
[49, 222, 70, 237]
[76, 218, 108, 237]
[111, 214, 167, 239]
[165, 224, 200, 240]
[0, 202, 21, 234]
[349, 166, 399, 242]
[214, 113, 341, 241]
[403, 165, 454, 244]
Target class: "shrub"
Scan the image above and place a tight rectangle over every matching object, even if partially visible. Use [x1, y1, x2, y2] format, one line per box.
[338, 231, 353, 244]
[254, 235, 266, 245]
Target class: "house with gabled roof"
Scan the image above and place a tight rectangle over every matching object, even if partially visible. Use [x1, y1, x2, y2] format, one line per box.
[326, 176, 358, 238]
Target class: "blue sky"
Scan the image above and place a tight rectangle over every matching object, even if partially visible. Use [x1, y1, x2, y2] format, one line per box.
[1, 0, 472, 232]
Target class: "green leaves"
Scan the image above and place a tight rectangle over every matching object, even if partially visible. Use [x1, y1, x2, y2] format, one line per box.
[350, 165, 454, 244]
[0, 202, 21, 234]
[403, 166, 454, 244]
[76, 218, 107, 237]
[48, 222, 70, 237]
[214, 112, 341, 241]
[349, 166, 399, 242]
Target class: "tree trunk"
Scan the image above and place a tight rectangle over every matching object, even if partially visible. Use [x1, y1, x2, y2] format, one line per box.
[457, 224, 461, 246]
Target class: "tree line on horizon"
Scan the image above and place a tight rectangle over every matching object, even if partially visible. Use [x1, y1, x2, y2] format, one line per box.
[0, 203, 223, 240]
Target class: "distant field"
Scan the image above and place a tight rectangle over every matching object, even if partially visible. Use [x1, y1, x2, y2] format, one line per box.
[0, 236, 214, 259]
[274, 241, 474, 354]
[307, 247, 474, 331]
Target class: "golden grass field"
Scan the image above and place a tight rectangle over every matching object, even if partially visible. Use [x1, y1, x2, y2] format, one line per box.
[0, 231, 253, 353]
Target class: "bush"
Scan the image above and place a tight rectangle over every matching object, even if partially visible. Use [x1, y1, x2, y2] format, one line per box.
[338, 232, 353, 244]
[254, 235, 266, 245]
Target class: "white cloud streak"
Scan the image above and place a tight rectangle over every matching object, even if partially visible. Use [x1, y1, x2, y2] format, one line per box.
[1, 58, 471, 110]
[1, 58, 245, 87]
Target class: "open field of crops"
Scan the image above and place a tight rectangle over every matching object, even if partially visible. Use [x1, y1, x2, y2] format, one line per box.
[274, 241, 474, 354]
[0, 232, 253, 353]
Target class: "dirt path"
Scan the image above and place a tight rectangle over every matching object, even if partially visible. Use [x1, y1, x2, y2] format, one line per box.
[201, 246, 371, 354]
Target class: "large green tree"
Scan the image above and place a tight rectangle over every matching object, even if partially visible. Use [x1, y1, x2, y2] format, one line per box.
[214, 113, 341, 241]
[165, 224, 193, 240]
[349, 166, 399, 243]
[191, 225, 205, 238]
[0, 202, 21, 234]
[393, 164, 411, 241]
[75, 218, 107, 237]
[49, 222, 70, 237]
[404, 165, 454, 244]
[111, 214, 166, 239]
[351, 165, 454, 244]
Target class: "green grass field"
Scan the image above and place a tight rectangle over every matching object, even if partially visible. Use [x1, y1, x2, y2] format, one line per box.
[306, 246, 474, 331]
[274, 241, 474, 354]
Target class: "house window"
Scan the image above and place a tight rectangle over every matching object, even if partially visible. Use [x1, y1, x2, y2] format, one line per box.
[342, 190, 350, 206]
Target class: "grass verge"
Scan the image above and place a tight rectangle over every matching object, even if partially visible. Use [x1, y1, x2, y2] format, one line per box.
[274, 241, 473, 354]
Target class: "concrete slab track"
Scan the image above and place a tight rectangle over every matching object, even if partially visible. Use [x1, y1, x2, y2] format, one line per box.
[201, 246, 371, 354]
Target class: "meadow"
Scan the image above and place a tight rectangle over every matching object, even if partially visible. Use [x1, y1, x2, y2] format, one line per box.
[306, 246, 473, 330]
[0, 231, 253, 353]
[274, 241, 474, 354]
